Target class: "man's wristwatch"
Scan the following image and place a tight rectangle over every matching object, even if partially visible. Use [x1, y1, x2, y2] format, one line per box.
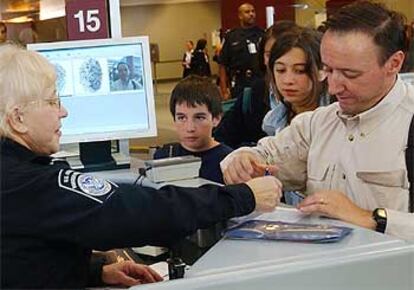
[372, 208, 387, 233]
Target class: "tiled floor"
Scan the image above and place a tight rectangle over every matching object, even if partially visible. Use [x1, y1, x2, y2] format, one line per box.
[130, 81, 179, 151]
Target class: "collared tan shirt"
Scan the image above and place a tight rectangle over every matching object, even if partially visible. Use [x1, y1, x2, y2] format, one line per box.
[222, 78, 414, 241]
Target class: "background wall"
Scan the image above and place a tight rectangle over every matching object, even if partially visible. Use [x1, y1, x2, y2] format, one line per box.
[295, 0, 414, 29]
[121, 0, 220, 80]
[382, 0, 414, 22]
[120, 0, 413, 80]
[295, 0, 326, 28]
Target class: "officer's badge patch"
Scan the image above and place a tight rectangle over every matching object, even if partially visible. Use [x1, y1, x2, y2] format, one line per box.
[78, 174, 112, 196]
[58, 169, 118, 203]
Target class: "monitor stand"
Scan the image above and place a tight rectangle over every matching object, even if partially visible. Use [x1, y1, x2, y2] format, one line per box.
[58, 140, 131, 172]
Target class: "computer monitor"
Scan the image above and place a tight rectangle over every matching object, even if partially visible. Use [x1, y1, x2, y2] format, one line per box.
[28, 37, 157, 170]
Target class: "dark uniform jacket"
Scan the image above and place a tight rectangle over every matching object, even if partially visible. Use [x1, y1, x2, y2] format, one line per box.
[1, 138, 255, 289]
[218, 26, 264, 79]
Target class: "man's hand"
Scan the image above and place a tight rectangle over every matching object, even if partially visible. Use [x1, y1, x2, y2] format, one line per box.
[297, 190, 376, 230]
[102, 261, 163, 287]
[221, 151, 277, 184]
[245, 176, 283, 212]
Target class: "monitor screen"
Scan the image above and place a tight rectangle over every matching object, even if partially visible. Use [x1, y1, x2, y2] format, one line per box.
[28, 37, 157, 145]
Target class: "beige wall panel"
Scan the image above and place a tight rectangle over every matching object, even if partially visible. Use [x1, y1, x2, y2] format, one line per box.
[380, 0, 414, 21]
[121, 1, 220, 80]
[294, 0, 413, 28]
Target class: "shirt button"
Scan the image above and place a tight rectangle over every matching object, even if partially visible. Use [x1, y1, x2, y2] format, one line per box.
[348, 135, 354, 142]
[360, 132, 366, 137]
[342, 174, 346, 180]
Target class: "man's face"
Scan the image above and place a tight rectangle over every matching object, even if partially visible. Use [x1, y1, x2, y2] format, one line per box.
[238, 4, 256, 27]
[173, 102, 220, 152]
[118, 64, 130, 81]
[17, 89, 68, 155]
[321, 31, 399, 115]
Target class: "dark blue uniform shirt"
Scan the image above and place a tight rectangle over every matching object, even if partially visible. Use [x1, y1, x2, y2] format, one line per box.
[218, 26, 264, 74]
[218, 26, 264, 99]
[153, 143, 233, 184]
[1, 138, 254, 289]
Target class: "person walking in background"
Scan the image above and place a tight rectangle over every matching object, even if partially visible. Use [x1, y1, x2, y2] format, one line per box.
[190, 38, 211, 77]
[0, 22, 7, 43]
[182, 40, 194, 78]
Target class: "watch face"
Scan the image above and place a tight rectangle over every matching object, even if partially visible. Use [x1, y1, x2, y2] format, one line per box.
[373, 208, 387, 233]
[377, 208, 387, 218]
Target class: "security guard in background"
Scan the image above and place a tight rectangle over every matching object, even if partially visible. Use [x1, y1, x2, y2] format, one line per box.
[218, 3, 264, 100]
[0, 44, 282, 289]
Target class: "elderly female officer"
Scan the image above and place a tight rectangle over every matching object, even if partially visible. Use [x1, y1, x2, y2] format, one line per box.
[0, 44, 282, 289]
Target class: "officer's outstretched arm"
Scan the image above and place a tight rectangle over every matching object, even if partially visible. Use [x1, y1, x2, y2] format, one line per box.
[52, 172, 257, 250]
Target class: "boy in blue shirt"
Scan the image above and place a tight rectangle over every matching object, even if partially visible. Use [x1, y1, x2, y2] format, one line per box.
[154, 75, 232, 184]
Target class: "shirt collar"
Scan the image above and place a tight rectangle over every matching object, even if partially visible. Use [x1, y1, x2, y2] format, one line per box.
[1, 137, 52, 165]
[336, 76, 406, 134]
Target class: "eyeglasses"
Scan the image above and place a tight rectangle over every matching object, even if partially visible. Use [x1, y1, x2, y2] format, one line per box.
[24, 97, 62, 110]
[42, 97, 61, 109]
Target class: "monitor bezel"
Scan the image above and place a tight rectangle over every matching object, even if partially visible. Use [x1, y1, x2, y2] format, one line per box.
[28, 36, 157, 145]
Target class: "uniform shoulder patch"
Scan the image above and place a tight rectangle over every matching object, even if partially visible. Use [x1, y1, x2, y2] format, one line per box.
[58, 169, 118, 204]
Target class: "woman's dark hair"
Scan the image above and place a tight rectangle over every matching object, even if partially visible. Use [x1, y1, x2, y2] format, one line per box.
[322, 0, 407, 65]
[258, 20, 299, 72]
[195, 38, 207, 51]
[269, 28, 327, 121]
[257, 21, 300, 106]
[170, 75, 222, 118]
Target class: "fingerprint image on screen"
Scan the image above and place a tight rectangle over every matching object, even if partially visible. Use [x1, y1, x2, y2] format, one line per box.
[80, 58, 103, 92]
[54, 63, 66, 94]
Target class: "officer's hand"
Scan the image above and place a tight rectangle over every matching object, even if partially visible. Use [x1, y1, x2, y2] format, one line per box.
[102, 260, 163, 287]
[245, 176, 283, 212]
[221, 151, 274, 184]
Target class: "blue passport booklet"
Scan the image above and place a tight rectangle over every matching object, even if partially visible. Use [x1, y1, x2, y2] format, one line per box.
[224, 220, 353, 243]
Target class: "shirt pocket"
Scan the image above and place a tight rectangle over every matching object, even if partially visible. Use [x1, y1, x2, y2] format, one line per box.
[306, 163, 335, 193]
[356, 169, 409, 209]
[356, 170, 408, 188]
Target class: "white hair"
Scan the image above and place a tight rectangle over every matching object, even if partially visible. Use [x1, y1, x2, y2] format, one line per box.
[0, 43, 56, 137]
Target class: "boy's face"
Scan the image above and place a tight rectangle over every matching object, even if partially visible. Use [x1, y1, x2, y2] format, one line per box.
[174, 102, 221, 152]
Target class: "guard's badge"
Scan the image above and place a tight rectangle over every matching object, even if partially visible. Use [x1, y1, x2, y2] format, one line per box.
[58, 169, 118, 203]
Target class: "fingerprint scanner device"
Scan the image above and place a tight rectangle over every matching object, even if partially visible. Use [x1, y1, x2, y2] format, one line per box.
[144, 156, 202, 183]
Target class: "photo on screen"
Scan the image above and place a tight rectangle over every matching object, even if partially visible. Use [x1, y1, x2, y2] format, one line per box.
[109, 56, 143, 92]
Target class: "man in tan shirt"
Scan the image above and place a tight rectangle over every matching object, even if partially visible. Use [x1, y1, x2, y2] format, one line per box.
[221, 1, 414, 241]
